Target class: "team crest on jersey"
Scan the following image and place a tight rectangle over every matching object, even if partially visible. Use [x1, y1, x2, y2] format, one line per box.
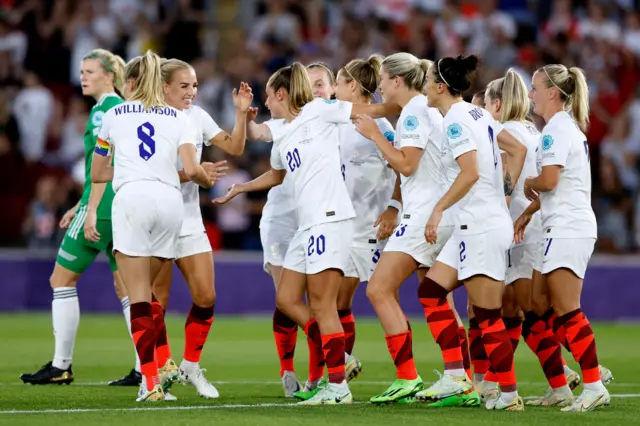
[542, 135, 554, 151]
[447, 123, 462, 139]
[383, 130, 395, 143]
[403, 116, 418, 131]
[324, 99, 337, 104]
[92, 111, 104, 128]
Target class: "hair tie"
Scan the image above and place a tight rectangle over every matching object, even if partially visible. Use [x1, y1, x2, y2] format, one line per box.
[85, 53, 114, 74]
[437, 59, 462, 92]
[344, 66, 375, 95]
[543, 66, 570, 98]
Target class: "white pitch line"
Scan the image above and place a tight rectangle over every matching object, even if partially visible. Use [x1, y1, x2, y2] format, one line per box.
[1, 395, 639, 415]
[3, 380, 638, 387]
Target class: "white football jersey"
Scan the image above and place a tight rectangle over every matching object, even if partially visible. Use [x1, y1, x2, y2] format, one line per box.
[339, 119, 395, 245]
[262, 119, 297, 223]
[97, 101, 196, 193]
[443, 102, 511, 234]
[395, 95, 456, 226]
[176, 106, 223, 236]
[536, 111, 597, 238]
[503, 121, 542, 244]
[270, 98, 356, 230]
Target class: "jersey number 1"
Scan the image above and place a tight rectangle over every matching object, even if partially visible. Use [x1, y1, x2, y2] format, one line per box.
[488, 125, 497, 168]
[138, 122, 156, 161]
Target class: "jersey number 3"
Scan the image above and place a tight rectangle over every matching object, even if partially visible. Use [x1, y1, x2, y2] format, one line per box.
[138, 122, 156, 161]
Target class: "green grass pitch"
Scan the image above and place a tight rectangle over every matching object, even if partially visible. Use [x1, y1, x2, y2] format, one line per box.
[0, 313, 638, 425]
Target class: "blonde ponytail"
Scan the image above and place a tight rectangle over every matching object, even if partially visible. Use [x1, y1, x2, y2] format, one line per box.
[568, 67, 590, 132]
[486, 68, 530, 123]
[382, 52, 430, 92]
[341, 54, 384, 99]
[124, 50, 165, 110]
[538, 64, 590, 132]
[267, 62, 313, 114]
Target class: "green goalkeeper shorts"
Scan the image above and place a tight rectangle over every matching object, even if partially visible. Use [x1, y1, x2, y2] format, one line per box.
[56, 205, 117, 273]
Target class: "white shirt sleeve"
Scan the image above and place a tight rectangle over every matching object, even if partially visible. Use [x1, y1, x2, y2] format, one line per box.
[264, 119, 285, 143]
[95, 110, 113, 156]
[375, 118, 395, 160]
[178, 112, 198, 147]
[539, 128, 569, 167]
[270, 141, 285, 170]
[446, 119, 476, 159]
[398, 110, 430, 149]
[201, 108, 223, 145]
[319, 99, 353, 124]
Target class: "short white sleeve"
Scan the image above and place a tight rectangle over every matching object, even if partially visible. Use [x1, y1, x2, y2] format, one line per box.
[540, 129, 569, 167]
[398, 112, 429, 149]
[377, 118, 395, 144]
[320, 99, 353, 124]
[95, 110, 114, 156]
[492, 119, 505, 136]
[97, 110, 113, 145]
[264, 119, 286, 143]
[201, 109, 223, 146]
[446, 121, 476, 159]
[178, 112, 197, 147]
[270, 142, 285, 170]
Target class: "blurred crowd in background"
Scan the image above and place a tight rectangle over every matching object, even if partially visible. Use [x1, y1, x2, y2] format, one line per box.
[1, 0, 640, 253]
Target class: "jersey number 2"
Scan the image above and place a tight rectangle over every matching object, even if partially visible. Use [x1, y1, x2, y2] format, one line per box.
[138, 122, 156, 161]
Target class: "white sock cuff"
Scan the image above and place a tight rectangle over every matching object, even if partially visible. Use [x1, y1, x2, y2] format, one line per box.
[121, 296, 130, 310]
[53, 287, 77, 300]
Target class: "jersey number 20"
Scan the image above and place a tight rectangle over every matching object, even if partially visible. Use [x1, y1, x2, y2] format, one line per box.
[286, 148, 301, 172]
[138, 122, 156, 161]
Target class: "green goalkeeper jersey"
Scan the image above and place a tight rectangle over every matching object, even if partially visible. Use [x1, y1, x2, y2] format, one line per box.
[80, 93, 123, 220]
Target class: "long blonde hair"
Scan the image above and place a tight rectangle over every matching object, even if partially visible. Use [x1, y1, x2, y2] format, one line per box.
[382, 53, 431, 92]
[267, 62, 314, 114]
[538, 64, 590, 131]
[83, 49, 125, 95]
[124, 50, 165, 109]
[486, 69, 530, 123]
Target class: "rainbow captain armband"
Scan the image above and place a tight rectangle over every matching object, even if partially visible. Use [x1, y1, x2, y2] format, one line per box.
[95, 138, 110, 156]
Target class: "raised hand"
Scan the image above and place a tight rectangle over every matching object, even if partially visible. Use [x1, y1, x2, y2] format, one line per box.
[246, 106, 259, 122]
[233, 82, 254, 113]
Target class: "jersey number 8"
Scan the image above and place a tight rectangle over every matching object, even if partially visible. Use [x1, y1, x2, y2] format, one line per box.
[138, 122, 156, 161]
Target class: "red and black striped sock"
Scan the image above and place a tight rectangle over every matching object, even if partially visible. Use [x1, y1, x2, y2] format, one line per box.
[303, 319, 325, 382]
[273, 308, 298, 376]
[183, 303, 214, 364]
[322, 332, 346, 384]
[338, 309, 356, 355]
[131, 302, 159, 391]
[474, 306, 517, 392]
